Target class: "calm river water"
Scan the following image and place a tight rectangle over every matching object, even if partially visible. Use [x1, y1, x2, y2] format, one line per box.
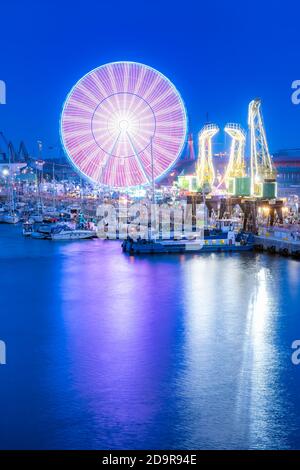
[0, 225, 299, 449]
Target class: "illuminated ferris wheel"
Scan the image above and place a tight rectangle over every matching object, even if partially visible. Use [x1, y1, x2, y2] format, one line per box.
[60, 61, 187, 188]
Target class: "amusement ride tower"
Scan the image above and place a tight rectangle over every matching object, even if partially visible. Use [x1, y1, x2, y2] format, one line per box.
[224, 123, 247, 194]
[196, 124, 219, 192]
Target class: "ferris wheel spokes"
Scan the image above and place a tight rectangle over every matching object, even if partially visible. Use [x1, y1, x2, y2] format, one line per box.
[125, 130, 151, 184]
[61, 62, 187, 188]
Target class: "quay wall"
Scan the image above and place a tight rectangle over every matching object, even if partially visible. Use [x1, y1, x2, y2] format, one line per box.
[254, 227, 300, 258]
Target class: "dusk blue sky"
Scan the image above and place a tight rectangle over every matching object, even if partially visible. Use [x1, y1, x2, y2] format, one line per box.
[0, 0, 299, 158]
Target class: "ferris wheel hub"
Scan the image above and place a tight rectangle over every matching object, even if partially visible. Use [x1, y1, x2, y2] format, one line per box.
[119, 120, 129, 131]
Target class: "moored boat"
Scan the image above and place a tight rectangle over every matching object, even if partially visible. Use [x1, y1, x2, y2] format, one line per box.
[122, 230, 254, 254]
[23, 221, 56, 238]
[0, 212, 20, 224]
[50, 225, 95, 241]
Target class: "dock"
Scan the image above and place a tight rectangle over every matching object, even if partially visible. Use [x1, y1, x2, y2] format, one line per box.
[254, 227, 300, 258]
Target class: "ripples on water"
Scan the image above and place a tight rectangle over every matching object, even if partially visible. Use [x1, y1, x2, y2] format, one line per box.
[0, 225, 299, 449]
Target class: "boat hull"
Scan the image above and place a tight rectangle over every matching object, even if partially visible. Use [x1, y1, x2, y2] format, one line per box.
[31, 232, 49, 239]
[122, 239, 254, 254]
[0, 215, 20, 224]
[50, 230, 95, 241]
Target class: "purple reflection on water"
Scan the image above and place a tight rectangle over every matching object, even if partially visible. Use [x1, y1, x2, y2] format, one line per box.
[52, 240, 183, 448]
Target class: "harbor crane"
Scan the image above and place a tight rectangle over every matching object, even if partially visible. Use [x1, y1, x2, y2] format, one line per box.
[196, 123, 219, 192]
[0, 132, 9, 161]
[0, 132, 16, 163]
[224, 123, 246, 192]
[18, 141, 31, 162]
[248, 99, 276, 196]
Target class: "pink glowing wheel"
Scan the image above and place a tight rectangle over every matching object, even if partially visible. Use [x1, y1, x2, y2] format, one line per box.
[60, 61, 187, 188]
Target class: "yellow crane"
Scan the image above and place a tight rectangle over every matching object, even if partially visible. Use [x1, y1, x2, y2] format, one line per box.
[196, 124, 219, 192]
[248, 99, 276, 197]
[224, 123, 246, 192]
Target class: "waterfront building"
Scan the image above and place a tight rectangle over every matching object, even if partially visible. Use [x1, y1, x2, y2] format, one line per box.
[273, 149, 300, 197]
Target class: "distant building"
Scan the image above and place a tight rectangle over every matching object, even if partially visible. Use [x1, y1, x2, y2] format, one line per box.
[273, 149, 300, 197]
[39, 157, 78, 181]
[0, 162, 27, 177]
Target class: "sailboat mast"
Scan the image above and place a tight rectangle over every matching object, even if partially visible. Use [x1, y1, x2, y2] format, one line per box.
[8, 142, 14, 213]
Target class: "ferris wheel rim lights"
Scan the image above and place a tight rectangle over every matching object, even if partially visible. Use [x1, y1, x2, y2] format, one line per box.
[60, 61, 187, 188]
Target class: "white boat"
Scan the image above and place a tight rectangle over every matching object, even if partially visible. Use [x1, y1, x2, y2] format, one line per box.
[22, 221, 34, 236]
[50, 225, 95, 241]
[29, 213, 44, 223]
[0, 212, 20, 224]
[23, 220, 59, 238]
[31, 231, 49, 239]
[29, 223, 54, 239]
[43, 207, 60, 219]
[16, 202, 26, 209]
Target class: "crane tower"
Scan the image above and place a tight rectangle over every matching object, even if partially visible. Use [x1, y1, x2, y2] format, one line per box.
[248, 99, 276, 197]
[224, 123, 246, 192]
[196, 124, 219, 192]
